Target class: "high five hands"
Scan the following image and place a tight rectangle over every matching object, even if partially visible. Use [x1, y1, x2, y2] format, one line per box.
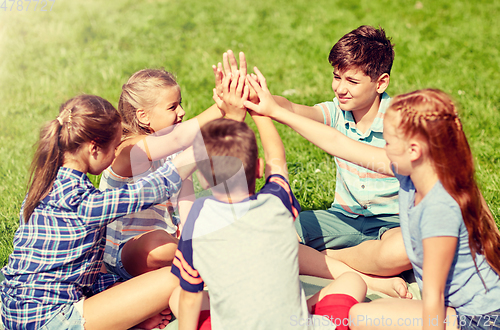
[213, 50, 275, 121]
[212, 50, 248, 122]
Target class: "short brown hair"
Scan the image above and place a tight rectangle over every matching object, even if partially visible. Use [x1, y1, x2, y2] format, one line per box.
[328, 25, 394, 81]
[193, 119, 258, 194]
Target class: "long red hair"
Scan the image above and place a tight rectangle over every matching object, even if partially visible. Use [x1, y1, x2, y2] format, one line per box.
[389, 89, 500, 276]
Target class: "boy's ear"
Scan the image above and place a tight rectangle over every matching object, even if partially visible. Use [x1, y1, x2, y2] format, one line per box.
[256, 158, 264, 179]
[376, 73, 390, 94]
[136, 108, 151, 126]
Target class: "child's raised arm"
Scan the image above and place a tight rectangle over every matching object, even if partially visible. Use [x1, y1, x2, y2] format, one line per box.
[272, 95, 325, 123]
[252, 112, 287, 181]
[245, 67, 393, 176]
[114, 104, 226, 179]
[247, 103, 288, 181]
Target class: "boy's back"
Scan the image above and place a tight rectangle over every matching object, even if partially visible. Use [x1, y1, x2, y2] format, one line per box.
[174, 174, 327, 329]
[171, 115, 338, 329]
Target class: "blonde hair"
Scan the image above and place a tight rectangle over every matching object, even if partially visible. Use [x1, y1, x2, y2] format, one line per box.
[389, 89, 500, 276]
[118, 69, 178, 137]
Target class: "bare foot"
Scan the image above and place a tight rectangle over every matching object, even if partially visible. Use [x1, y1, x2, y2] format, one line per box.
[366, 275, 413, 299]
[134, 308, 173, 330]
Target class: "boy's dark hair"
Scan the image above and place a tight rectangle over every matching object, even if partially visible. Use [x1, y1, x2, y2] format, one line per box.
[328, 25, 395, 81]
[193, 119, 258, 194]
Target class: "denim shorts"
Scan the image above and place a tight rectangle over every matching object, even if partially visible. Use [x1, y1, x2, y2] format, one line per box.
[104, 241, 134, 281]
[40, 299, 85, 330]
[295, 208, 400, 251]
[456, 309, 500, 330]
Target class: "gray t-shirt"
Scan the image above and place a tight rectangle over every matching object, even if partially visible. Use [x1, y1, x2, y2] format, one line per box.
[396, 172, 500, 315]
[172, 174, 336, 329]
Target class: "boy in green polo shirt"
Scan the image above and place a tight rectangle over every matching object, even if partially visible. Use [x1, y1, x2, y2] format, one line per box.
[252, 25, 411, 277]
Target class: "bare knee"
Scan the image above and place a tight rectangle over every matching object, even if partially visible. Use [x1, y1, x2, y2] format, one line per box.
[123, 230, 179, 275]
[374, 231, 411, 275]
[349, 303, 365, 330]
[143, 230, 178, 251]
[144, 230, 178, 268]
[375, 248, 410, 273]
[337, 272, 366, 289]
[336, 272, 367, 302]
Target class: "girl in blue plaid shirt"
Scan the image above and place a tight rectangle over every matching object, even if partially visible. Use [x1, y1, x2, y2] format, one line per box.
[0, 94, 200, 330]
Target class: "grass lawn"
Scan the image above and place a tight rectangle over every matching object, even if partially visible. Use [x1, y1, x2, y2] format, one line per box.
[0, 0, 499, 266]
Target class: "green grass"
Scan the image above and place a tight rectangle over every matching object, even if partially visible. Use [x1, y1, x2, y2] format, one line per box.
[1, 0, 499, 266]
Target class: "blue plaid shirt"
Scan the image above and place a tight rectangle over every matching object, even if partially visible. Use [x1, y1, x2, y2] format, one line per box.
[1, 161, 181, 330]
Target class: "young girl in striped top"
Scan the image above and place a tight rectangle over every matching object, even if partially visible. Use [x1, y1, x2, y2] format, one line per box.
[99, 69, 195, 285]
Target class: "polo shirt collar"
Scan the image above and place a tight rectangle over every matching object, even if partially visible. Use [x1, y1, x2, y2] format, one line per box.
[344, 92, 390, 135]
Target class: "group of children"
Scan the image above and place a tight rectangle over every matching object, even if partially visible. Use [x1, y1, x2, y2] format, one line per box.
[1, 24, 500, 330]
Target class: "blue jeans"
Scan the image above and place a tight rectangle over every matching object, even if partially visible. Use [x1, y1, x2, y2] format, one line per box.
[40, 301, 85, 330]
[104, 241, 134, 280]
[457, 309, 500, 330]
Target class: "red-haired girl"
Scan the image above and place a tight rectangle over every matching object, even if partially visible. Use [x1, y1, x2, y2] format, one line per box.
[245, 75, 500, 329]
[348, 89, 500, 330]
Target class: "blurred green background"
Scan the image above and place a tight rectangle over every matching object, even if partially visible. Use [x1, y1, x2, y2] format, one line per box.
[0, 0, 499, 266]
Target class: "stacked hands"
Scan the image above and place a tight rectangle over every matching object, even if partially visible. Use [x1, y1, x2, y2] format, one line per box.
[211, 50, 277, 122]
[209, 50, 415, 301]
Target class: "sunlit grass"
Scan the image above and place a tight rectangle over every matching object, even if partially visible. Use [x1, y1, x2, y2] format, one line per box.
[1, 0, 499, 265]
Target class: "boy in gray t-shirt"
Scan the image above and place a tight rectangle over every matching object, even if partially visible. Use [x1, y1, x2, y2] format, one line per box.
[171, 83, 367, 329]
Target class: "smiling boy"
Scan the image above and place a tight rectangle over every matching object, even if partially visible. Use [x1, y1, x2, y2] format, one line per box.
[273, 25, 411, 276]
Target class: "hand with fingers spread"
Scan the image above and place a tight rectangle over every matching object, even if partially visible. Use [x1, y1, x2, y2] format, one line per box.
[221, 50, 259, 104]
[213, 49, 247, 97]
[244, 67, 282, 118]
[246, 72, 260, 105]
[213, 70, 249, 122]
[212, 50, 252, 121]
[223, 49, 248, 77]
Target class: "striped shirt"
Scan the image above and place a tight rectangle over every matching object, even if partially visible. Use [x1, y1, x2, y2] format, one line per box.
[317, 92, 399, 217]
[0, 162, 181, 330]
[99, 154, 180, 269]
